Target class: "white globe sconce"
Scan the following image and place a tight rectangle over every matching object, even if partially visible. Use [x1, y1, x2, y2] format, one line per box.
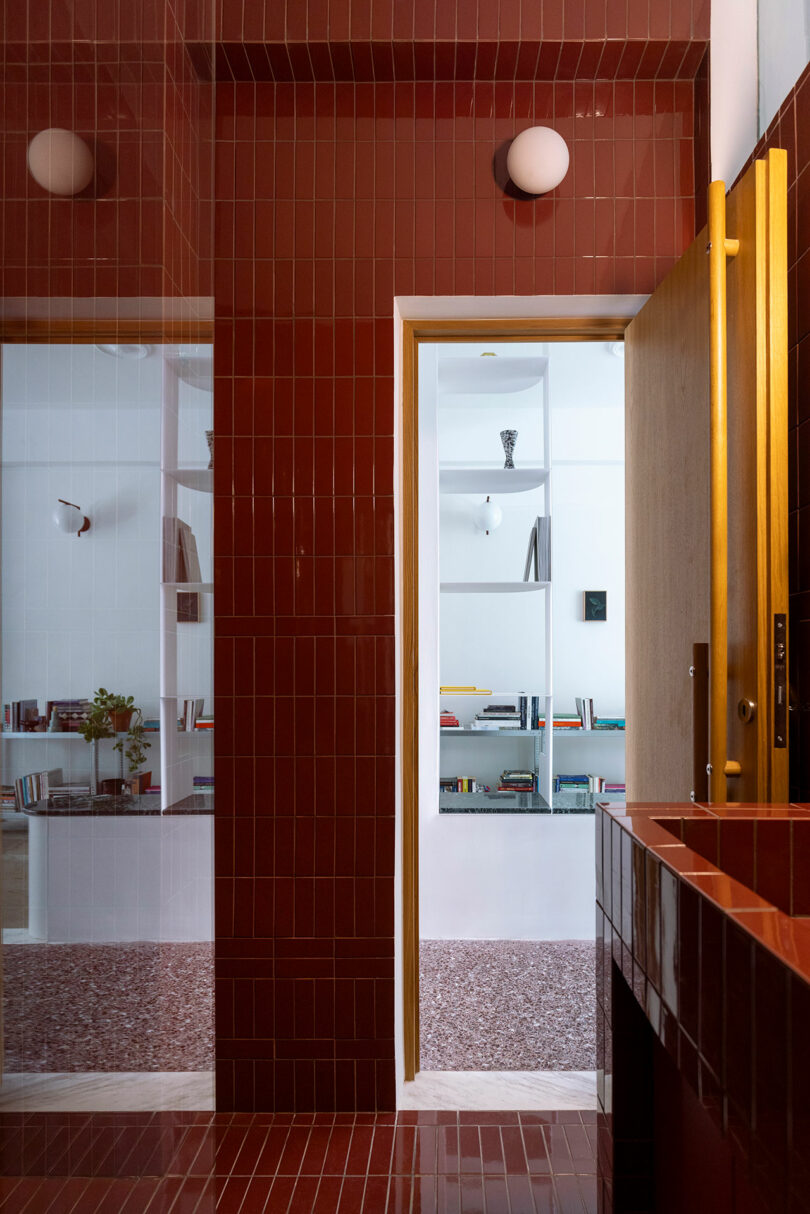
[53, 499, 91, 537]
[28, 129, 94, 196]
[473, 496, 502, 536]
[506, 126, 570, 195]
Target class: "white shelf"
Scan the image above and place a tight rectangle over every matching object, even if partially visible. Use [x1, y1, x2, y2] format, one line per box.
[161, 582, 214, 594]
[440, 728, 544, 737]
[438, 356, 548, 395]
[166, 467, 213, 493]
[553, 728, 625, 736]
[439, 467, 549, 494]
[1, 732, 87, 740]
[441, 581, 549, 594]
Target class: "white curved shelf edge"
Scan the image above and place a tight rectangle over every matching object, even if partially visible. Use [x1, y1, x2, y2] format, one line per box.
[439, 467, 549, 494]
[440, 581, 550, 593]
[165, 467, 213, 493]
[161, 582, 214, 593]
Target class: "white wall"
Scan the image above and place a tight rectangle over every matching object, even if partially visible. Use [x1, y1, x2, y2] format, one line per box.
[710, 0, 758, 186]
[419, 341, 624, 941]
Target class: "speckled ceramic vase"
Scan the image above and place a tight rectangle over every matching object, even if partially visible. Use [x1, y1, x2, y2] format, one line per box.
[500, 429, 517, 469]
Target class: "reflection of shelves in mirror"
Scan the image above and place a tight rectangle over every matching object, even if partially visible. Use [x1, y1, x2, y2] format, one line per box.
[439, 791, 551, 813]
[440, 728, 544, 737]
[440, 467, 549, 494]
[441, 581, 549, 594]
[552, 791, 626, 810]
[553, 728, 625, 736]
[161, 582, 214, 593]
[166, 467, 213, 493]
[1, 732, 87, 740]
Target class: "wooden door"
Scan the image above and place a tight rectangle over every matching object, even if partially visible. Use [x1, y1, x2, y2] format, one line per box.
[626, 149, 788, 804]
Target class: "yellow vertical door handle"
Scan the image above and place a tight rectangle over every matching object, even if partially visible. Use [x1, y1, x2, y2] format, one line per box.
[708, 180, 739, 802]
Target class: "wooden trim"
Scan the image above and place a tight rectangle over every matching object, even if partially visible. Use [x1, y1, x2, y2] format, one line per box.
[400, 320, 419, 1082]
[405, 316, 629, 342]
[766, 147, 790, 800]
[708, 180, 731, 801]
[398, 312, 633, 1082]
[0, 318, 214, 344]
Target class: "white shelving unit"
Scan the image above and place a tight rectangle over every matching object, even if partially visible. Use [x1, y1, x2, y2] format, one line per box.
[160, 350, 214, 812]
[438, 357, 554, 809]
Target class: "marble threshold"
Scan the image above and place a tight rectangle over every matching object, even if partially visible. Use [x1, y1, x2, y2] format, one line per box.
[398, 1070, 597, 1111]
[0, 1072, 215, 1112]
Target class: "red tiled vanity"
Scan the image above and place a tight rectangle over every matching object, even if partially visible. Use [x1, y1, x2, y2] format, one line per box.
[596, 801, 810, 1213]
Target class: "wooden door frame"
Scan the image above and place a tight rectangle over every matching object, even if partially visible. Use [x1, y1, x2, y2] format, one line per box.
[399, 313, 635, 1082]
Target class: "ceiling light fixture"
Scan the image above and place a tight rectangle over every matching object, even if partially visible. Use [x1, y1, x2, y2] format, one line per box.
[506, 126, 570, 195]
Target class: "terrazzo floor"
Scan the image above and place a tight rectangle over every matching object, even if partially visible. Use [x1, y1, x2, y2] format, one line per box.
[419, 941, 596, 1072]
[3, 943, 214, 1072]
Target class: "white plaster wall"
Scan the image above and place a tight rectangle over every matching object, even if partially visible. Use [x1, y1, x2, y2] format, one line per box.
[711, 0, 758, 186]
[28, 814, 213, 942]
[419, 814, 595, 940]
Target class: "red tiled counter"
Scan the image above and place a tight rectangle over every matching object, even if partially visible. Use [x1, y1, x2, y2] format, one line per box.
[596, 801, 810, 1213]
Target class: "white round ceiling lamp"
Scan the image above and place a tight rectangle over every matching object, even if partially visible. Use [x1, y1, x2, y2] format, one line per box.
[506, 126, 570, 195]
[27, 128, 94, 196]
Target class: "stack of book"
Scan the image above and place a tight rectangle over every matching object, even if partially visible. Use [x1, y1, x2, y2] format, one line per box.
[539, 713, 582, 729]
[554, 774, 610, 793]
[440, 776, 480, 793]
[181, 698, 205, 730]
[498, 769, 537, 792]
[473, 704, 520, 729]
[194, 715, 214, 731]
[575, 698, 595, 729]
[45, 699, 93, 732]
[4, 699, 39, 731]
[604, 782, 626, 794]
[440, 709, 460, 728]
[143, 719, 160, 732]
[1, 784, 17, 810]
[48, 782, 92, 808]
[193, 775, 214, 790]
[593, 717, 626, 730]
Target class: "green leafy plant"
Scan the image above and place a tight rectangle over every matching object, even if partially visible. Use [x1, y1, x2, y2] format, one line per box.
[78, 687, 151, 774]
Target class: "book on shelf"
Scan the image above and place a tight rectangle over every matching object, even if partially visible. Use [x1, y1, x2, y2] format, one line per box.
[1, 784, 16, 808]
[193, 775, 214, 788]
[554, 773, 615, 793]
[440, 710, 460, 727]
[593, 718, 626, 730]
[163, 517, 202, 583]
[498, 769, 538, 792]
[604, 783, 626, 793]
[44, 699, 93, 732]
[523, 516, 551, 583]
[4, 699, 40, 732]
[48, 782, 92, 808]
[530, 695, 540, 730]
[16, 767, 63, 808]
[194, 715, 214, 730]
[519, 695, 528, 729]
[181, 698, 205, 731]
[143, 719, 161, 732]
[575, 698, 594, 730]
[440, 776, 481, 793]
[127, 771, 152, 795]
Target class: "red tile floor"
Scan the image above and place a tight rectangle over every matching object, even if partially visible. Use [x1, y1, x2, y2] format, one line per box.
[0, 1109, 597, 1212]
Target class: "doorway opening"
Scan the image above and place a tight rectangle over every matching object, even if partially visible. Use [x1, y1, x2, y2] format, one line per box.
[397, 310, 637, 1109]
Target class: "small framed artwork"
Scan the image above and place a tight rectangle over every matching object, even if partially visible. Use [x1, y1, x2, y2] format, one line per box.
[583, 591, 607, 621]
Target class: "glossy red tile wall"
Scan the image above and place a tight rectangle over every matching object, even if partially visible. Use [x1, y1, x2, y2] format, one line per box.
[215, 0, 710, 45]
[213, 77, 698, 1113]
[0, 0, 212, 304]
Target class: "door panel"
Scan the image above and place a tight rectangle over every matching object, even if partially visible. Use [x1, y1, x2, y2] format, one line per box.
[625, 234, 710, 803]
[626, 148, 788, 804]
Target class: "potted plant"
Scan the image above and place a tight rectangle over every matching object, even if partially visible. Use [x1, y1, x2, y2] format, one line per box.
[79, 688, 152, 790]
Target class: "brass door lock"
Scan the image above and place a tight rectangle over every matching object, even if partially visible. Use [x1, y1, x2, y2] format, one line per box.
[738, 698, 756, 724]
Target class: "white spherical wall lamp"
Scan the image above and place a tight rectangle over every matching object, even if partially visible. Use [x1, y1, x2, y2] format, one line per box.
[473, 497, 503, 536]
[27, 128, 94, 196]
[506, 126, 570, 195]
